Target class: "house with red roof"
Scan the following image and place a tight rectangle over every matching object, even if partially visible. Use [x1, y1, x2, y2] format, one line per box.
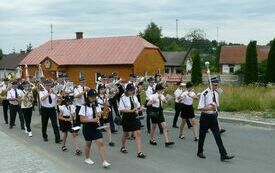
[220, 46, 269, 74]
[19, 32, 166, 87]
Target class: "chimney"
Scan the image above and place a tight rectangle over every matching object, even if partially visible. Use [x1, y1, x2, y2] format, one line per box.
[76, 32, 83, 39]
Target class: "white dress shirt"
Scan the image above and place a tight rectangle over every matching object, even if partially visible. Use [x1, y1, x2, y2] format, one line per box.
[59, 105, 76, 117]
[74, 85, 86, 106]
[78, 104, 102, 119]
[174, 88, 183, 103]
[198, 88, 220, 113]
[39, 90, 57, 108]
[148, 93, 166, 108]
[7, 88, 23, 105]
[146, 85, 155, 100]
[181, 91, 195, 105]
[118, 94, 140, 111]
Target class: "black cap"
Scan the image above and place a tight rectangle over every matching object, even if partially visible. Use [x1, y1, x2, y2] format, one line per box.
[126, 83, 135, 91]
[155, 83, 164, 91]
[87, 89, 97, 97]
[211, 76, 220, 84]
[155, 73, 161, 78]
[97, 84, 105, 91]
[147, 77, 155, 83]
[64, 95, 74, 103]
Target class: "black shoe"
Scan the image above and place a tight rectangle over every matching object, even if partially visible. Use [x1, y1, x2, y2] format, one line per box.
[220, 129, 226, 134]
[165, 142, 175, 147]
[149, 140, 157, 146]
[55, 139, 63, 144]
[43, 138, 48, 142]
[9, 125, 13, 129]
[172, 125, 179, 128]
[221, 155, 234, 161]
[137, 152, 146, 159]
[197, 153, 206, 159]
[194, 137, 199, 142]
[109, 142, 115, 147]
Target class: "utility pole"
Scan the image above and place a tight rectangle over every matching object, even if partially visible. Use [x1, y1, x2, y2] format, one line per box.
[176, 19, 179, 39]
[50, 24, 53, 50]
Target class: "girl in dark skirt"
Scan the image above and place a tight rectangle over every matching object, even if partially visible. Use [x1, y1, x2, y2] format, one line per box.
[58, 96, 82, 155]
[97, 84, 114, 146]
[147, 84, 174, 147]
[118, 84, 146, 159]
[79, 89, 110, 168]
[179, 82, 199, 141]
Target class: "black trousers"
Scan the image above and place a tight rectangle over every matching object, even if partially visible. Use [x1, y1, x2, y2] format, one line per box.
[197, 113, 227, 157]
[75, 106, 81, 127]
[146, 103, 163, 134]
[173, 102, 181, 126]
[108, 98, 117, 132]
[9, 104, 25, 129]
[22, 107, 33, 132]
[41, 107, 60, 141]
[2, 100, 9, 124]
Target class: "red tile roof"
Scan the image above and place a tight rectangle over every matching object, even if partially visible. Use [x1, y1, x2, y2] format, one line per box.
[20, 36, 160, 66]
[220, 46, 269, 64]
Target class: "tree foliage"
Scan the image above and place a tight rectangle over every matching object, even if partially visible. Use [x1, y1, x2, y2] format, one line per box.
[191, 50, 202, 85]
[139, 22, 163, 49]
[0, 49, 3, 61]
[26, 43, 33, 54]
[244, 41, 258, 84]
[266, 38, 275, 83]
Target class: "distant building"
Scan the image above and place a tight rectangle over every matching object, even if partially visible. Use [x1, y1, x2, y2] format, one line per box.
[19, 33, 166, 87]
[162, 51, 192, 74]
[0, 51, 27, 79]
[220, 46, 269, 74]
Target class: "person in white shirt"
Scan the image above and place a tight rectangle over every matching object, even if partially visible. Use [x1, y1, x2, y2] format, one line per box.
[74, 77, 90, 128]
[118, 84, 146, 159]
[39, 80, 61, 143]
[7, 81, 24, 129]
[197, 77, 234, 161]
[178, 82, 198, 141]
[58, 96, 82, 155]
[173, 82, 185, 128]
[147, 84, 174, 147]
[0, 78, 10, 124]
[79, 89, 111, 168]
[145, 77, 163, 134]
[19, 81, 34, 137]
[97, 84, 114, 147]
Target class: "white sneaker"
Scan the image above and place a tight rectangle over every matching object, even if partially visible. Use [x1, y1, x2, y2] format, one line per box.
[102, 161, 111, 168]
[24, 128, 28, 134]
[28, 132, 32, 137]
[84, 158, 94, 165]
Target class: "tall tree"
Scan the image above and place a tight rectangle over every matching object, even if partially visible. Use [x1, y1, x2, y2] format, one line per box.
[191, 50, 202, 85]
[26, 43, 33, 54]
[244, 41, 258, 84]
[0, 49, 3, 60]
[167, 41, 182, 51]
[266, 38, 275, 83]
[139, 22, 163, 49]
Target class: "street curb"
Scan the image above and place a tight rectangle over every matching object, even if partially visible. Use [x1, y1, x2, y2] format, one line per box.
[162, 110, 275, 129]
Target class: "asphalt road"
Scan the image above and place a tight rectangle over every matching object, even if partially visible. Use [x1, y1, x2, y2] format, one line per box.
[0, 109, 274, 173]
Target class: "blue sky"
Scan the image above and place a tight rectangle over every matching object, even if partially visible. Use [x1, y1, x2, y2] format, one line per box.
[1, 0, 275, 54]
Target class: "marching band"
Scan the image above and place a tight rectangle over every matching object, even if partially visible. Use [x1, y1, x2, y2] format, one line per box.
[0, 66, 234, 169]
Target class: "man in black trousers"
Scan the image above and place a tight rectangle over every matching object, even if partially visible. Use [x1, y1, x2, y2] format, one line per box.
[197, 77, 234, 161]
[0, 78, 10, 124]
[39, 80, 61, 143]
